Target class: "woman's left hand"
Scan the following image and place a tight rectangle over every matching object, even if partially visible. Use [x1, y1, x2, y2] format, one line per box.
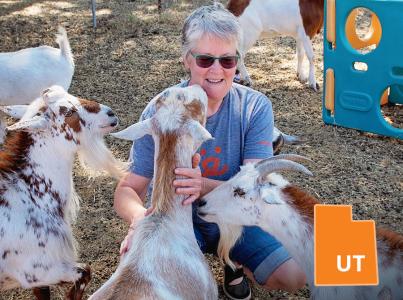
[174, 153, 202, 205]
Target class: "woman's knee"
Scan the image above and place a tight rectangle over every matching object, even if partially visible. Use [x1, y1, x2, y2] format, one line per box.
[264, 259, 306, 292]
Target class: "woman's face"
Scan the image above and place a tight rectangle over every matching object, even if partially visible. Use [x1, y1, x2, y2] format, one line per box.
[184, 34, 237, 103]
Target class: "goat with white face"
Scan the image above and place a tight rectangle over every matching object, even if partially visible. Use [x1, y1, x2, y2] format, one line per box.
[0, 27, 74, 143]
[198, 156, 402, 299]
[0, 86, 125, 299]
[228, 0, 323, 91]
[89, 85, 217, 300]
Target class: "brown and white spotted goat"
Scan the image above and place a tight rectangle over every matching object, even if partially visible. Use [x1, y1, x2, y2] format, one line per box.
[228, 0, 323, 90]
[198, 155, 402, 299]
[0, 86, 125, 299]
[90, 85, 217, 300]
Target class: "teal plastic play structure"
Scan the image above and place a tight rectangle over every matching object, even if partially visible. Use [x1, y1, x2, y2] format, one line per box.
[323, 0, 403, 139]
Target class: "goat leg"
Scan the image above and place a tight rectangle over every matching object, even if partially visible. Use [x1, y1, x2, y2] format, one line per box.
[66, 264, 91, 300]
[273, 134, 285, 155]
[32, 286, 51, 300]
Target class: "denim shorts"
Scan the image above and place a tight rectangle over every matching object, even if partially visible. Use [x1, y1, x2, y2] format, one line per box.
[192, 206, 291, 285]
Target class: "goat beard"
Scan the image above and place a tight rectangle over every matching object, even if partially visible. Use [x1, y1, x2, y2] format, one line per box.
[217, 222, 243, 270]
[77, 133, 128, 179]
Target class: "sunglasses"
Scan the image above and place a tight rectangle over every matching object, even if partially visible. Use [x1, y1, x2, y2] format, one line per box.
[190, 52, 239, 69]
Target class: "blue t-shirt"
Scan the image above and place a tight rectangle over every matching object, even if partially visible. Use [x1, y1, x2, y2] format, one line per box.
[130, 81, 274, 181]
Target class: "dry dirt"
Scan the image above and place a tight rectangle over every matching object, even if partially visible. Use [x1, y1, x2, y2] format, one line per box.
[0, 1, 401, 299]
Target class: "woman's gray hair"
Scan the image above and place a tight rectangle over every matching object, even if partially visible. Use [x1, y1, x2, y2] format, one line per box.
[181, 3, 241, 57]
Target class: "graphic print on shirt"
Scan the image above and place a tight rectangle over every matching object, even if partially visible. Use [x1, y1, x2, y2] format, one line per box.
[200, 146, 229, 177]
[258, 140, 271, 146]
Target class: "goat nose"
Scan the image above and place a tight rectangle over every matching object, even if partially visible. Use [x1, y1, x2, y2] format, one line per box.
[107, 109, 115, 117]
[110, 118, 118, 127]
[198, 199, 207, 207]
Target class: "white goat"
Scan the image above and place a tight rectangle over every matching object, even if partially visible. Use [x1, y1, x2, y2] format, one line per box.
[228, 0, 323, 91]
[0, 86, 125, 299]
[198, 155, 402, 299]
[90, 85, 218, 300]
[0, 27, 74, 143]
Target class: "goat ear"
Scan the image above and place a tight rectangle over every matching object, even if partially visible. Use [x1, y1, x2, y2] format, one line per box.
[188, 120, 212, 143]
[111, 119, 152, 141]
[42, 85, 66, 105]
[260, 187, 283, 205]
[0, 105, 29, 119]
[261, 194, 282, 205]
[7, 116, 48, 132]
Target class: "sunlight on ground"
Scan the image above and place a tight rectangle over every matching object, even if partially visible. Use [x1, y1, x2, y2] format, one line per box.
[132, 4, 159, 20]
[97, 8, 112, 16]
[111, 40, 138, 60]
[248, 45, 267, 54]
[123, 40, 138, 50]
[279, 57, 298, 70]
[0, 0, 18, 4]
[46, 1, 75, 9]
[10, 1, 77, 16]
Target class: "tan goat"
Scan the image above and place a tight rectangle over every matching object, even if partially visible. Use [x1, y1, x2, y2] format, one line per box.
[90, 85, 218, 299]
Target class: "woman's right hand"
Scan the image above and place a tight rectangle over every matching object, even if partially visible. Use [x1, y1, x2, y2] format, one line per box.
[119, 226, 134, 257]
[119, 216, 143, 257]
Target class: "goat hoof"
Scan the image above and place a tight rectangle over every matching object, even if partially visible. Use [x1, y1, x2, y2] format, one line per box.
[297, 72, 308, 83]
[233, 76, 242, 84]
[233, 77, 252, 87]
[239, 79, 252, 87]
[33, 286, 51, 300]
[309, 82, 320, 92]
[66, 265, 91, 300]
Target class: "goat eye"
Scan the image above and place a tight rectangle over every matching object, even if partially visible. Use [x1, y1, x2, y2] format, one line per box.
[233, 187, 246, 197]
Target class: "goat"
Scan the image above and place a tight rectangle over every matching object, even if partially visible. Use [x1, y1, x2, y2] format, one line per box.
[197, 155, 402, 299]
[228, 0, 323, 91]
[0, 27, 74, 143]
[89, 85, 218, 300]
[0, 85, 125, 299]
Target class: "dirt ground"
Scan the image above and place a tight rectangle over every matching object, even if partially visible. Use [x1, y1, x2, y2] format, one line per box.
[0, 1, 401, 299]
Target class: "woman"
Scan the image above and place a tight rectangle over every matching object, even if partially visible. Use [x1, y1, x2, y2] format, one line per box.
[114, 4, 306, 300]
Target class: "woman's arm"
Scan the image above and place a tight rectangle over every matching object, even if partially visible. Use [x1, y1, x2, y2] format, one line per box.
[114, 172, 151, 223]
[114, 172, 151, 255]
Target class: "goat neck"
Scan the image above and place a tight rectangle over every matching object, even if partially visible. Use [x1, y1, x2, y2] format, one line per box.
[259, 185, 317, 287]
[151, 130, 194, 219]
[1, 130, 76, 197]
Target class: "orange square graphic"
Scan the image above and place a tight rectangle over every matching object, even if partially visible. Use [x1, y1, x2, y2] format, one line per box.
[314, 205, 379, 286]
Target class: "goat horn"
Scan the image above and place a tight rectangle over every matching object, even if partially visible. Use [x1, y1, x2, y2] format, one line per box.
[257, 159, 313, 180]
[255, 154, 311, 167]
